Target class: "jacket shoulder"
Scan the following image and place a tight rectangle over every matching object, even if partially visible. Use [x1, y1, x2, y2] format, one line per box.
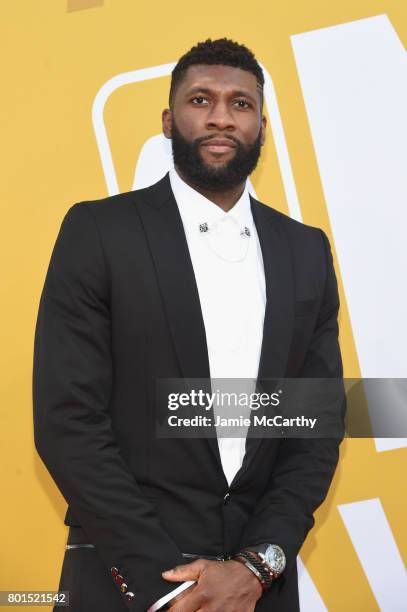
[64, 173, 170, 225]
[67, 188, 143, 218]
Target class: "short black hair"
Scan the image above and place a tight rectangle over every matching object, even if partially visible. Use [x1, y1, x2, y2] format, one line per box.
[169, 38, 264, 109]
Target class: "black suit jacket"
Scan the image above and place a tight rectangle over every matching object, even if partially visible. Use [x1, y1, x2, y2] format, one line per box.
[33, 172, 344, 611]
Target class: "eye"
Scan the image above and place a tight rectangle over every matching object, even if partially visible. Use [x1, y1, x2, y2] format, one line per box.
[191, 96, 209, 105]
[234, 99, 250, 109]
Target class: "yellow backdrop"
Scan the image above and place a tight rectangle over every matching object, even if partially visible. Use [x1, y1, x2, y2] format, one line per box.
[1, 1, 406, 610]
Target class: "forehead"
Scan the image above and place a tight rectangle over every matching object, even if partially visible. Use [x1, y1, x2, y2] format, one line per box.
[178, 64, 260, 96]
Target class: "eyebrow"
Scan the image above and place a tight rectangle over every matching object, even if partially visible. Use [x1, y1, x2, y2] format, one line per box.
[185, 86, 258, 104]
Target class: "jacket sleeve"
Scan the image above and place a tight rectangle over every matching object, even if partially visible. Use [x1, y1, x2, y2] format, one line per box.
[237, 230, 346, 585]
[32, 203, 186, 612]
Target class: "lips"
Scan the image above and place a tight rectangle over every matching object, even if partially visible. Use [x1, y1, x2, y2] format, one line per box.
[201, 139, 237, 154]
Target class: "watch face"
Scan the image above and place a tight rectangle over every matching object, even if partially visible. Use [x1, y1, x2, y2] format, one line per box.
[264, 545, 286, 574]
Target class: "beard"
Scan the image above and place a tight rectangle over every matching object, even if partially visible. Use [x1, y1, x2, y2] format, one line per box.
[170, 117, 263, 191]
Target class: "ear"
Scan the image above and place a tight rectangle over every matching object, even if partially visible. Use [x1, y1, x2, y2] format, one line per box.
[162, 108, 172, 139]
[260, 114, 267, 146]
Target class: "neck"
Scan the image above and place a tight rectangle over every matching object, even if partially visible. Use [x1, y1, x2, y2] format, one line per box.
[175, 166, 246, 212]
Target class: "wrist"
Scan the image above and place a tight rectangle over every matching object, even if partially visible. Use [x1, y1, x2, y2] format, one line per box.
[231, 558, 263, 598]
[232, 553, 273, 592]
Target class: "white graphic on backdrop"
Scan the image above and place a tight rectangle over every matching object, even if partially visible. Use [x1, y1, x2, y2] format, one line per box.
[339, 499, 407, 611]
[292, 14, 407, 453]
[92, 62, 175, 196]
[297, 558, 327, 612]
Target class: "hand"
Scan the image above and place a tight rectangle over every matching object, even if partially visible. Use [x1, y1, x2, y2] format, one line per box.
[162, 558, 263, 611]
[165, 583, 196, 607]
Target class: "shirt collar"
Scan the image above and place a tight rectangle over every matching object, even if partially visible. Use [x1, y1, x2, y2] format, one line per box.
[169, 167, 253, 231]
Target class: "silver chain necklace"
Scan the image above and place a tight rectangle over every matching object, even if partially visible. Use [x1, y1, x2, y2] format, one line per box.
[198, 219, 251, 263]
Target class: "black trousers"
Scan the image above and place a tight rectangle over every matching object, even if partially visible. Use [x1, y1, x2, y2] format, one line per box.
[55, 526, 300, 611]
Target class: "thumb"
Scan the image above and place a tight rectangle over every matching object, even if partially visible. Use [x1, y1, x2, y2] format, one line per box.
[162, 559, 206, 581]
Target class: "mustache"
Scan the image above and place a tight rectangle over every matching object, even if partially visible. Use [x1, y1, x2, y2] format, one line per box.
[196, 135, 241, 147]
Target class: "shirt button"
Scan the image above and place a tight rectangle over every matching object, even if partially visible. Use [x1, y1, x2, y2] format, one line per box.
[125, 591, 135, 602]
[120, 583, 128, 593]
[110, 567, 119, 577]
[223, 492, 230, 504]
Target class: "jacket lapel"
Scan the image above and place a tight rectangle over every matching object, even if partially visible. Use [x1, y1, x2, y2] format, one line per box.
[135, 173, 225, 475]
[251, 196, 294, 383]
[230, 197, 295, 487]
[136, 173, 210, 379]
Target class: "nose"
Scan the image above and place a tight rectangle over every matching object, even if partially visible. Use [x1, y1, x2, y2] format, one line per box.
[205, 101, 236, 131]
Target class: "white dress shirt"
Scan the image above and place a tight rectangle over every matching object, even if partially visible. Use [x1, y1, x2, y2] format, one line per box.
[148, 167, 266, 611]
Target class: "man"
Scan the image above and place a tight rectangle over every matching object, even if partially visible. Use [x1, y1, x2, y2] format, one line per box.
[33, 38, 344, 611]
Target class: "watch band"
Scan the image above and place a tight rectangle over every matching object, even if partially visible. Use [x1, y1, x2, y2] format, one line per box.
[233, 551, 274, 591]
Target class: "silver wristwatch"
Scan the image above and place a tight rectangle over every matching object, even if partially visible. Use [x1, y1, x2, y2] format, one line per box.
[248, 544, 286, 577]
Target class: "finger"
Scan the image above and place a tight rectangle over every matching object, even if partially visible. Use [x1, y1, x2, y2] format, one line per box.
[162, 559, 208, 581]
